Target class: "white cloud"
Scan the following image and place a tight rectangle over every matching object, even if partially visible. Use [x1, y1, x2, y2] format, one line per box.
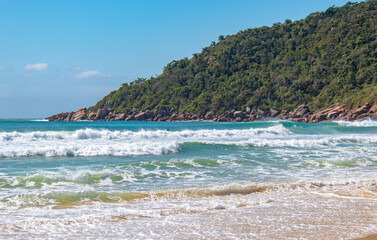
[24, 63, 48, 71]
[74, 70, 112, 79]
[0, 66, 5, 71]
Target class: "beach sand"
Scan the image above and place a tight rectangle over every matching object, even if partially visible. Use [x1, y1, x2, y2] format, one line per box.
[355, 233, 377, 240]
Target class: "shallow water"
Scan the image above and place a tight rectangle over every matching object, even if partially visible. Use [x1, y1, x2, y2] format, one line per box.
[1, 119, 377, 239]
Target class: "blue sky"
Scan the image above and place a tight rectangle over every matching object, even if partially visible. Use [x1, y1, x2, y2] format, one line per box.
[0, 0, 356, 118]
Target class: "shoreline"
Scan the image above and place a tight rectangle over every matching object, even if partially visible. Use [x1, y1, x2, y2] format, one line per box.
[355, 233, 377, 240]
[2, 117, 377, 239]
[46, 102, 377, 123]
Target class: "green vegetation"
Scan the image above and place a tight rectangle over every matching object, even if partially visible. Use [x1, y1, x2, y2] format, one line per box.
[90, 1, 377, 114]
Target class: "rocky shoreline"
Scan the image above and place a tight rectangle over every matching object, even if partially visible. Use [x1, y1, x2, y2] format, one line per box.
[46, 103, 377, 123]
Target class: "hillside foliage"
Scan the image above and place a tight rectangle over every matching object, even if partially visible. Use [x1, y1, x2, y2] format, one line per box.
[90, 0, 377, 114]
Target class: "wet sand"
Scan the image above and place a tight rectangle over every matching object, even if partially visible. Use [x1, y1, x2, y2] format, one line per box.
[355, 233, 377, 240]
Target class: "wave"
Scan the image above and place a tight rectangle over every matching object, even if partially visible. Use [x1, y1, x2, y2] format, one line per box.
[241, 135, 377, 147]
[0, 141, 179, 158]
[30, 119, 49, 122]
[1, 124, 377, 157]
[0, 125, 290, 142]
[336, 119, 377, 127]
[0, 125, 290, 158]
[2, 180, 376, 208]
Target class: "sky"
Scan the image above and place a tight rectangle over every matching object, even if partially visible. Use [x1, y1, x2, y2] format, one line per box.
[0, 0, 357, 118]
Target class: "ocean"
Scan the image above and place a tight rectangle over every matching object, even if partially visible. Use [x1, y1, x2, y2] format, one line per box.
[0, 119, 377, 239]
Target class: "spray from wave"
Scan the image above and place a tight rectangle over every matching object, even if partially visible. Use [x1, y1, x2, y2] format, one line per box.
[0, 125, 290, 158]
[336, 119, 377, 127]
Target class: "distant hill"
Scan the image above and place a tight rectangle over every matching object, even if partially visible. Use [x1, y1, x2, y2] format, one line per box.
[89, 0, 377, 114]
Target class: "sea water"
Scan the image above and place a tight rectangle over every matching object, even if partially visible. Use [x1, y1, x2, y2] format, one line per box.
[0, 119, 377, 239]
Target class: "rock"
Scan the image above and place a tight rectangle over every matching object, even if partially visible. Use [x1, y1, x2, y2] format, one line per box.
[258, 109, 269, 116]
[368, 105, 377, 114]
[135, 112, 147, 121]
[353, 103, 371, 115]
[135, 110, 154, 120]
[168, 113, 178, 121]
[290, 117, 306, 122]
[356, 113, 370, 120]
[158, 116, 169, 121]
[233, 111, 246, 119]
[204, 111, 215, 120]
[95, 108, 108, 120]
[217, 116, 228, 122]
[125, 114, 135, 121]
[290, 105, 311, 118]
[46, 102, 377, 123]
[192, 114, 200, 120]
[276, 110, 289, 119]
[307, 104, 347, 122]
[177, 114, 186, 121]
[308, 113, 327, 123]
[326, 109, 343, 120]
[270, 109, 281, 118]
[72, 107, 87, 121]
[46, 111, 73, 121]
[64, 112, 74, 121]
[115, 113, 127, 120]
[87, 112, 97, 120]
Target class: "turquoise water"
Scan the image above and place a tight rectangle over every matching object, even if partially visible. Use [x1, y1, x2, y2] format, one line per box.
[1, 119, 377, 239]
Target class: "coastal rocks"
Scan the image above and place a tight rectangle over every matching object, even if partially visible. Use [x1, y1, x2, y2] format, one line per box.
[289, 105, 311, 119]
[276, 110, 289, 120]
[135, 112, 147, 121]
[270, 109, 281, 118]
[72, 107, 87, 121]
[233, 111, 246, 119]
[204, 111, 215, 120]
[308, 104, 347, 123]
[65, 112, 74, 121]
[46, 102, 377, 123]
[115, 113, 127, 121]
[46, 111, 73, 121]
[354, 103, 372, 115]
[95, 109, 108, 120]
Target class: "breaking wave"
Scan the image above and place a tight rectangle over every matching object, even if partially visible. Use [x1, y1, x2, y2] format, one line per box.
[2, 179, 376, 208]
[336, 119, 377, 127]
[0, 125, 290, 158]
[2, 123, 377, 157]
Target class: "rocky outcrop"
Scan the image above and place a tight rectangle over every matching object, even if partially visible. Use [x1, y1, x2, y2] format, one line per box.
[289, 105, 311, 118]
[308, 104, 347, 123]
[95, 109, 108, 120]
[46, 111, 74, 121]
[270, 109, 281, 118]
[233, 111, 246, 119]
[46, 103, 377, 123]
[204, 111, 215, 120]
[72, 107, 87, 121]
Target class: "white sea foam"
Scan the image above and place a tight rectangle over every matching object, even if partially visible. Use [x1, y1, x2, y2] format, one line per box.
[1, 124, 376, 157]
[241, 135, 377, 148]
[1, 179, 377, 240]
[0, 125, 291, 157]
[30, 119, 49, 122]
[0, 141, 179, 158]
[1, 125, 290, 142]
[336, 118, 377, 127]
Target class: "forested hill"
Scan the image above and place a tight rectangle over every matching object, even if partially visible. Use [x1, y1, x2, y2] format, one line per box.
[90, 0, 377, 114]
